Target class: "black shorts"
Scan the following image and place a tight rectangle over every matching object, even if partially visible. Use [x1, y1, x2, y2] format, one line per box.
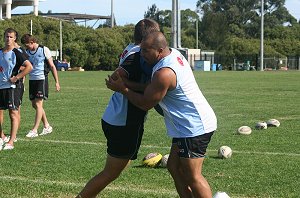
[101, 119, 144, 160]
[29, 78, 48, 100]
[0, 88, 21, 110]
[172, 131, 214, 158]
[17, 82, 24, 104]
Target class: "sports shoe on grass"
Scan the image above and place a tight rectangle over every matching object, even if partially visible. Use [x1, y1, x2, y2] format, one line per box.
[26, 130, 38, 138]
[3, 143, 14, 150]
[3, 136, 18, 143]
[40, 126, 53, 136]
[0, 139, 3, 150]
[3, 136, 9, 142]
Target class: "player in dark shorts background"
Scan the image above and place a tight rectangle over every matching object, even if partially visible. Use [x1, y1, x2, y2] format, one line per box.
[0, 28, 32, 150]
[21, 34, 60, 138]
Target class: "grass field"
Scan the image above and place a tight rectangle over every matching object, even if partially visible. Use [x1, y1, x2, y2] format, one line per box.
[0, 70, 299, 198]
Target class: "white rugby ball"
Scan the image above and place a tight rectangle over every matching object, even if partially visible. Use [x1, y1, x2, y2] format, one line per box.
[218, 146, 232, 159]
[237, 126, 252, 135]
[142, 152, 162, 168]
[213, 191, 230, 198]
[255, 121, 267, 130]
[266, 119, 280, 127]
[160, 154, 169, 167]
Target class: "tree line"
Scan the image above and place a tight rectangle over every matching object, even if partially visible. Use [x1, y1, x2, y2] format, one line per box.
[0, 0, 299, 70]
[0, 15, 133, 71]
[145, 0, 300, 68]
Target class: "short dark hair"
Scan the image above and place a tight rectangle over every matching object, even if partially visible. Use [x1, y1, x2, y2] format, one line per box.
[134, 18, 160, 44]
[4, 28, 18, 41]
[21, 33, 37, 44]
[143, 31, 168, 50]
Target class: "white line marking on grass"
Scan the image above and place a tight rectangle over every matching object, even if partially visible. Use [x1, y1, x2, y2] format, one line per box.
[0, 175, 81, 187]
[0, 175, 177, 196]
[17, 138, 300, 157]
[229, 150, 300, 157]
[20, 138, 104, 146]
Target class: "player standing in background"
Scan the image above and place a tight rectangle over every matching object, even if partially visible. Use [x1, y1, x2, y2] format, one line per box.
[0, 28, 32, 150]
[21, 34, 60, 138]
[0, 29, 29, 143]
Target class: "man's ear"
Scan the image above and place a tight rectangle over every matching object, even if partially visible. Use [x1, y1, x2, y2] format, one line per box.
[158, 47, 164, 54]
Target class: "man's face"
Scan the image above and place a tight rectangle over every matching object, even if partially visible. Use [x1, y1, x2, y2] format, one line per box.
[140, 40, 160, 66]
[24, 42, 35, 51]
[4, 32, 16, 47]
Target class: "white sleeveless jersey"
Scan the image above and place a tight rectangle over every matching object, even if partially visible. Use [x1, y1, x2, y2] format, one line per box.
[152, 48, 217, 138]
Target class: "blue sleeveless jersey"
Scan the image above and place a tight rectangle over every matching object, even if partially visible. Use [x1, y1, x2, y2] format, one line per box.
[0, 48, 26, 89]
[26, 45, 47, 80]
[152, 48, 217, 138]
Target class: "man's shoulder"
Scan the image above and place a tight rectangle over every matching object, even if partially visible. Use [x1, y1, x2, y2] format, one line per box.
[12, 48, 23, 56]
[119, 44, 140, 64]
[121, 52, 140, 65]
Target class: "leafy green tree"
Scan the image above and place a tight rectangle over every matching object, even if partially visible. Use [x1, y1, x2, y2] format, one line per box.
[144, 4, 172, 29]
[1, 10, 299, 71]
[144, 4, 160, 22]
[64, 41, 88, 67]
[196, 0, 297, 38]
[200, 11, 229, 50]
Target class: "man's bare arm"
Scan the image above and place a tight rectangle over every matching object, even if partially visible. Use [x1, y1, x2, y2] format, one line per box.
[106, 68, 175, 111]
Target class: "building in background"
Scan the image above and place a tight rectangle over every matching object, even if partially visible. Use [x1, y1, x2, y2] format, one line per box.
[0, 0, 42, 19]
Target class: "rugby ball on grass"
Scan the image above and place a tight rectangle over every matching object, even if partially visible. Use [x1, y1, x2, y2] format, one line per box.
[218, 146, 232, 159]
[266, 119, 280, 127]
[255, 121, 267, 130]
[237, 126, 252, 135]
[160, 154, 169, 168]
[142, 152, 162, 168]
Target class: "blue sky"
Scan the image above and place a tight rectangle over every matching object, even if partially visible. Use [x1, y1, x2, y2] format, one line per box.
[12, 0, 300, 26]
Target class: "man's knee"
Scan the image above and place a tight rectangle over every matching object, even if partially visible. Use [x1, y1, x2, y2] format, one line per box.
[32, 99, 43, 109]
[9, 109, 20, 120]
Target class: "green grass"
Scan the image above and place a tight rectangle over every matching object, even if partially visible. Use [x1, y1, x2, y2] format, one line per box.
[0, 71, 299, 198]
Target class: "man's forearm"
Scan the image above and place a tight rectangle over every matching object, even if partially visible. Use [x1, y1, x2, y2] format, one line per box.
[121, 88, 152, 111]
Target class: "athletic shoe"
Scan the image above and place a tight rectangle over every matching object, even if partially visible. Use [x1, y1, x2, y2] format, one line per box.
[40, 126, 53, 136]
[3, 136, 18, 143]
[3, 143, 14, 150]
[26, 130, 39, 138]
[3, 136, 9, 142]
[0, 139, 3, 150]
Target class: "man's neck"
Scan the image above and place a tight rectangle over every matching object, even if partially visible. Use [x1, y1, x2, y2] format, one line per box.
[161, 47, 171, 58]
[3, 45, 14, 52]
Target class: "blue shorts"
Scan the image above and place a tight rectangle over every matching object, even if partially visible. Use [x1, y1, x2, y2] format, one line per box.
[172, 131, 214, 158]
